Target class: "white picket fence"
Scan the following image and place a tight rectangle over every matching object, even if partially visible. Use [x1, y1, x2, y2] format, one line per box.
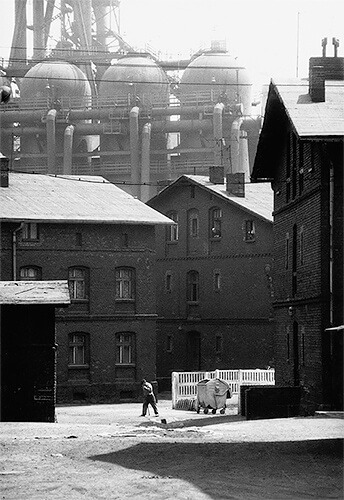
[171, 369, 275, 409]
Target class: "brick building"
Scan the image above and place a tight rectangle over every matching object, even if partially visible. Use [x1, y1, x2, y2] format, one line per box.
[0, 167, 172, 403]
[147, 170, 274, 390]
[251, 52, 344, 411]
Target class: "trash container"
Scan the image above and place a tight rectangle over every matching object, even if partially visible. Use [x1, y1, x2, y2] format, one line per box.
[196, 378, 230, 414]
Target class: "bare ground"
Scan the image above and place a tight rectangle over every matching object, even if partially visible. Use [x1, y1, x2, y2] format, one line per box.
[0, 397, 343, 500]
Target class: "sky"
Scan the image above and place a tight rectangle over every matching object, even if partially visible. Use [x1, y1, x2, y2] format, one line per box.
[0, 0, 343, 85]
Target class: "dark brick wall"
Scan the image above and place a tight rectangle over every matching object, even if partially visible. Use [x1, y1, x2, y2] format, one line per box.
[270, 123, 343, 410]
[0, 222, 158, 404]
[149, 179, 274, 383]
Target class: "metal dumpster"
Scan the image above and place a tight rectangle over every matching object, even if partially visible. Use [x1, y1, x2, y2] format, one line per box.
[196, 378, 231, 414]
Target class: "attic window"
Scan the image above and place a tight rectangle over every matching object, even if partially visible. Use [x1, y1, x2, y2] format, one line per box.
[244, 220, 255, 242]
[22, 223, 39, 241]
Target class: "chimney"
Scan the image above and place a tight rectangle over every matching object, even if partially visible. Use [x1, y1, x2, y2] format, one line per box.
[309, 38, 344, 102]
[209, 165, 224, 184]
[226, 172, 245, 197]
[0, 153, 9, 187]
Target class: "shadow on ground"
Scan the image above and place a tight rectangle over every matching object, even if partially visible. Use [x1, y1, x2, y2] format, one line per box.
[90, 439, 343, 500]
[138, 413, 245, 429]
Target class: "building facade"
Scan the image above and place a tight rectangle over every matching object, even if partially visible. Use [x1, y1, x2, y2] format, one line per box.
[148, 170, 274, 390]
[251, 52, 344, 411]
[0, 168, 172, 403]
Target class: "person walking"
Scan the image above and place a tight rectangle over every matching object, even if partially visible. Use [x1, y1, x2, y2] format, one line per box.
[140, 379, 159, 417]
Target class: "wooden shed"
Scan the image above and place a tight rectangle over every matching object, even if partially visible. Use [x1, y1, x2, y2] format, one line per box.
[0, 281, 70, 422]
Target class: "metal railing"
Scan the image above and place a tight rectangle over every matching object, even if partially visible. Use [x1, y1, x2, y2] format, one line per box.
[171, 369, 275, 409]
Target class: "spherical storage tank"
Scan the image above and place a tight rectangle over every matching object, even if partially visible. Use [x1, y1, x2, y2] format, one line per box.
[179, 50, 253, 112]
[98, 55, 169, 162]
[20, 61, 92, 171]
[99, 55, 169, 106]
[178, 50, 253, 166]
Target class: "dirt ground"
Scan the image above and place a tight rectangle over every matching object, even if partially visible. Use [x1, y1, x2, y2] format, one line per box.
[0, 396, 343, 500]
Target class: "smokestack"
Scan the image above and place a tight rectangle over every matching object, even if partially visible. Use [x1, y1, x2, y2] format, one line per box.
[209, 165, 224, 184]
[0, 153, 9, 187]
[226, 172, 245, 197]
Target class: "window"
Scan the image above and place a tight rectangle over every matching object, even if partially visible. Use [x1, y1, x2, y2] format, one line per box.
[116, 267, 135, 300]
[165, 271, 172, 293]
[285, 232, 290, 270]
[286, 132, 291, 202]
[69, 333, 89, 366]
[300, 226, 304, 265]
[167, 211, 179, 242]
[210, 207, 222, 238]
[286, 326, 290, 363]
[299, 142, 304, 195]
[68, 267, 88, 300]
[187, 270, 199, 302]
[167, 335, 173, 352]
[116, 333, 135, 364]
[188, 209, 199, 238]
[215, 335, 223, 353]
[22, 223, 39, 241]
[292, 224, 297, 296]
[213, 269, 221, 292]
[19, 266, 42, 280]
[190, 185, 195, 198]
[244, 220, 255, 241]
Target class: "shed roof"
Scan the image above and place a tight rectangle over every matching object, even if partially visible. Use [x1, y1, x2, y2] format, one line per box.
[0, 281, 71, 305]
[0, 173, 173, 225]
[150, 175, 273, 223]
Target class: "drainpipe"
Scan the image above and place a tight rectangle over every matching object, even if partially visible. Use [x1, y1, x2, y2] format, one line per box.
[141, 123, 151, 202]
[130, 106, 140, 199]
[12, 222, 24, 280]
[329, 161, 334, 325]
[213, 102, 224, 167]
[63, 125, 74, 174]
[46, 109, 57, 174]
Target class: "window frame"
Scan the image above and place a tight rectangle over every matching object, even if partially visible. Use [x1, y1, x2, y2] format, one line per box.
[21, 222, 39, 241]
[115, 267, 135, 301]
[115, 332, 135, 365]
[68, 266, 89, 302]
[19, 265, 42, 280]
[244, 219, 256, 242]
[188, 209, 199, 238]
[213, 269, 221, 292]
[68, 332, 89, 368]
[166, 211, 179, 242]
[210, 207, 222, 239]
[187, 270, 199, 303]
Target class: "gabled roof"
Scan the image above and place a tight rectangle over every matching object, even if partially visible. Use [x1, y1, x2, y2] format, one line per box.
[273, 79, 344, 137]
[0, 173, 173, 225]
[149, 174, 273, 223]
[0, 280, 71, 305]
[251, 78, 344, 181]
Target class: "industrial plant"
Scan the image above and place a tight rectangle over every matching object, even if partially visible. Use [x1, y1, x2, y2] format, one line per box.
[0, 0, 262, 201]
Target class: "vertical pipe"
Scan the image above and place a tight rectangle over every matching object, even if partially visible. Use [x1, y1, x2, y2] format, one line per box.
[141, 123, 151, 202]
[63, 125, 74, 174]
[213, 103, 224, 167]
[230, 117, 250, 181]
[33, 0, 45, 59]
[130, 106, 140, 199]
[46, 109, 57, 174]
